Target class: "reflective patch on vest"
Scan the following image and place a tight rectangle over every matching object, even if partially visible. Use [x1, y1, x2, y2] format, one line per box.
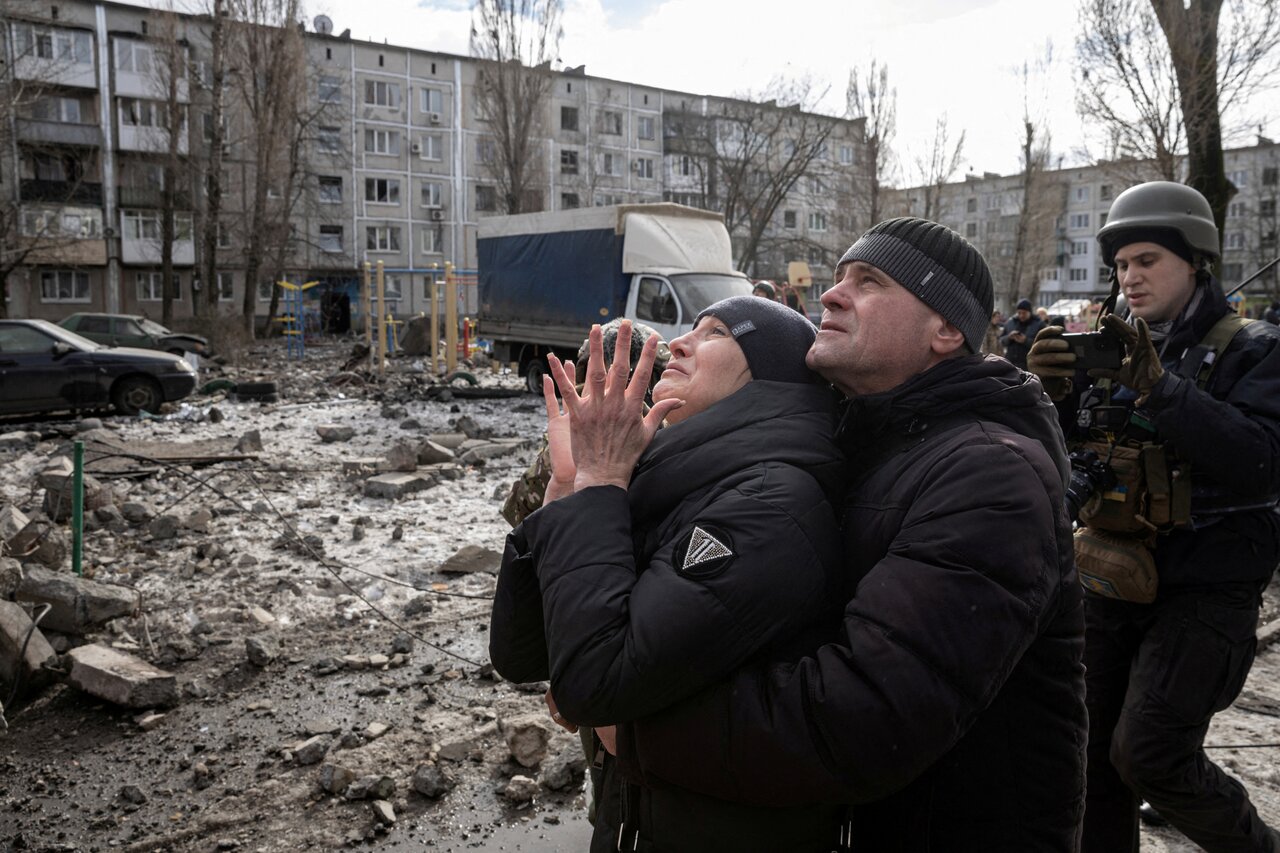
[674, 525, 734, 579]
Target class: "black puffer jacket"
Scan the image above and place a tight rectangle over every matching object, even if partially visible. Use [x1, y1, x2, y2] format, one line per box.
[489, 380, 848, 851]
[626, 355, 1088, 852]
[1065, 276, 1280, 587]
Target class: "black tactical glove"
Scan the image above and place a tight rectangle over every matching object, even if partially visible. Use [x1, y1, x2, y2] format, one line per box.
[1090, 315, 1164, 406]
[1026, 325, 1075, 401]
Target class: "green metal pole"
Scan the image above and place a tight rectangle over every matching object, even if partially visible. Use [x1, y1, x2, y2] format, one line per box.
[72, 440, 84, 577]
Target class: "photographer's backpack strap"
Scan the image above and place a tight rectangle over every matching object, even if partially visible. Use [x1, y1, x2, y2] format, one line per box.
[1176, 313, 1253, 389]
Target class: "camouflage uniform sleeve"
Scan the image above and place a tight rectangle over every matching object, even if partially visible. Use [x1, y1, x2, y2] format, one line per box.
[501, 439, 553, 528]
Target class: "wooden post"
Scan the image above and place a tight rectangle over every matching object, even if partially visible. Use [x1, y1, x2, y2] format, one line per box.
[445, 261, 458, 374]
[429, 274, 441, 375]
[361, 262, 372, 348]
[375, 260, 386, 375]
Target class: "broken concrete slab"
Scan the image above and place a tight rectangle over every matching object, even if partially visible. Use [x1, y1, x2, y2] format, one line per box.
[315, 425, 355, 444]
[411, 764, 455, 799]
[363, 473, 434, 500]
[0, 504, 31, 545]
[245, 636, 277, 667]
[502, 775, 539, 803]
[438, 545, 501, 575]
[41, 470, 112, 523]
[0, 558, 21, 599]
[457, 442, 528, 465]
[319, 763, 355, 795]
[371, 800, 396, 826]
[66, 644, 178, 708]
[425, 432, 467, 450]
[383, 442, 418, 472]
[415, 440, 455, 465]
[499, 713, 553, 768]
[0, 601, 58, 690]
[235, 430, 264, 453]
[16, 566, 138, 635]
[294, 735, 331, 765]
[7, 518, 68, 570]
[345, 775, 395, 801]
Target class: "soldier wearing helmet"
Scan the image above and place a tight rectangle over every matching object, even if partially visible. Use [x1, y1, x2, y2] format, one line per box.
[1029, 181, 1280, 853]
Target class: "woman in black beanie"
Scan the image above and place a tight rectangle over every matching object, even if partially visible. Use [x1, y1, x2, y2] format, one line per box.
[490, 299, 845, 852]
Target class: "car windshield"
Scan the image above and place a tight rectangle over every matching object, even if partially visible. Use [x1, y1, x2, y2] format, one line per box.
[138, 318, 171, 336]
[7, 319, 100, 351]
[669, 273, 753, 317]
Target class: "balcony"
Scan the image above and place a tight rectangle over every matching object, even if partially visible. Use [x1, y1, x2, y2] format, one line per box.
[14, 55, 97, 90]
[120, 235, 195, 266]
[16, 118, 102, 147]
[20, 179, 103, 206]
[118, 186, 193, 210]
[118, 124, 189, 155]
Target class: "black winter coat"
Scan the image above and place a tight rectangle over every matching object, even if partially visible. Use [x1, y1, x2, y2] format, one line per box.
[489, 380, 849, 851]
[1000, 314, 1045, 368]
[624, 355, 1088, 852]
[1064, 277, 1280, 587]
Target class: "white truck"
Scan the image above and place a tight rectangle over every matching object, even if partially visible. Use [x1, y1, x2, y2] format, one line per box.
[477, 203, 751, 391]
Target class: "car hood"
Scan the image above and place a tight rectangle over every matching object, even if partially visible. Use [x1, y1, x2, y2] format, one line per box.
[161, 333, 209, 346]
[86, 346, 189, 367]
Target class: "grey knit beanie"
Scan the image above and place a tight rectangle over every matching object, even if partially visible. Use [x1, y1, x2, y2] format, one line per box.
[837, 217, 994, 353]
[694, 295, 821, 385]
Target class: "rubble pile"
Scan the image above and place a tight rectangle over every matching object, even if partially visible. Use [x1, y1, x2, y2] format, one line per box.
[0, 340, 595, 850]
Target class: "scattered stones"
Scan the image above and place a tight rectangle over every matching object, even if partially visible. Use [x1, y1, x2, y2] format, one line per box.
[411, 764, 455, 799]
[0, 601, 57, 689]
[399, 418, 422, 431]
[293, 735, 331, 766]
[118, 785, 147, 805]
[0, 558, 22, 600]
[540, 747, 588, 792]
[502, 775, 539, 803]
[363, 722, 390, 740]
[402, 596, 433, 618]
[352, 524, 366, 542]
[40, 468, 112, 522]
[363, 473, 433, 500]
[316, 425, 355, 444]
[235, 430, 264, 453]
[7, 517, 68, 569]
[16, 566, 137, 635]
[148, 515, 180, 541]
[380, 405, 407, 420]
[500, 714, 553, 768]
[390, 633, 413, 654]
[391, 524, 404, 541]
[438, 544, 501, 575]
[303, 719, 341, 736]
[345, 775, 395, 801]
[318, 763, 355, 795]
[135, 712, 167, 731]
[120, 502, 151, 524]
[415, 440, 455, 465]
[66, 644, 178, 708]
[248, 606, 276, 626]
[184, 508, 214, 533]
[384, 442, 418, 472]
[370, 800, 396, 826]
[0, 504, 30, 544]
[245, 635, 277, 667]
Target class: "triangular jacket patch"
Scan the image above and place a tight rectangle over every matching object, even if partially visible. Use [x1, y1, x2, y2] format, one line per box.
[675, 525, 735, 579]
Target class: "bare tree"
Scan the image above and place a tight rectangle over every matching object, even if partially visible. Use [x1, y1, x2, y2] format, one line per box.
[198, 0, 228, 316]
[470, 0, 563, 215]
[911, 115, 966, 220]
[1006, 47, 1060, 307]
[149, 7, 192, 328]
[1076, 0, 1280, 237]
[845, 59, 896, 231]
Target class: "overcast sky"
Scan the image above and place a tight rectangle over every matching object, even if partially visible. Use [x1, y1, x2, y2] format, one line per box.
[139, 0, 1278, 181]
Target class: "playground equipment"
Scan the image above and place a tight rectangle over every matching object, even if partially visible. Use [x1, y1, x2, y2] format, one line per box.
[277, 279, 320, 359]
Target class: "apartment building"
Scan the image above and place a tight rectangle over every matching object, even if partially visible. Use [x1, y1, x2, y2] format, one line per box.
[890, 141, 1280, 312]
[2, 0, 865, 323]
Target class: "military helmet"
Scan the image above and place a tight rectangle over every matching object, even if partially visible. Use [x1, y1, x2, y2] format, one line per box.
[1096, 181, 1220, 266]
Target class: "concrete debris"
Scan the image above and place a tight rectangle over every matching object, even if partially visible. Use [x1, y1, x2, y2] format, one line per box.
[438, 545, 501, 575]
[293, 735, 331, 766]
[8, 518, 68, 570]
[248, 605, 276, 626]
[120, 502, 151, 524]
[148, 514, 180, 541]
[383, 442, 419, 472]
[235, 430, 264, 453]
[415, 440, 455, 465]
[66, 644, 178, 708]
[184, 508, 214, 533]
[411, 764, 455, 799]
[539, 747, 588, 792]
[0, 504, 32, 544]
[0, 431, 41, 450]
[363, 473, 434, 500]
[245, 635, 277, 667]
[399, 418, 422, 431]
[499, 714, 553, 769]
[436, 735, 482, 763]
[318, 763, 355, 794]
[40, 467, 112, 522]
[502, 775, 539, 803]
[345, 775, 395, 801]
[390, 633, 413, 654]
[370, 800, 396, 826]
[363, 722, 390, 740]
[0, 558, 21, 599]
[453, 416, 482, 439]
[426, 432, 468, 450]
[135, 712, 167, 731]
[16, 565, 137, 635]
[457, 439, 528, 465]
[315, 425, 355, 444]
[118, 784, 147, 805]
[0, 601, 58, 690]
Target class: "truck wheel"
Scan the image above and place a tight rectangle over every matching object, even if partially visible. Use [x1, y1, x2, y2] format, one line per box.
[112, 376, 163, 416]
[525, 359, 545, 394]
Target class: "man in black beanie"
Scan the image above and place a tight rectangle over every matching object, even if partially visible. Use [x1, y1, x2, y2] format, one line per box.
[1002, 297, 1047, 368]
[553, 216, 1087, 852]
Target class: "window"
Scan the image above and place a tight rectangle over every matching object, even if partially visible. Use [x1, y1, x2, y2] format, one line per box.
[1262, 199, 1277, 217]
[32, 95, 81, 123]
[561, 192, 580, 209]
[1098, 267, 1111, 282]
[1228, 170, 1248, 187]
[636, 277, 678, 324]
[421, 181, 443, 207]
[677, 155, 692, 177]
[39, 270, 89, 303]
[364, 129, 399, 155]
[14, 25, 92, 65]
[595, 193, 624, 207]
[421, 87, 443, 113]
[365, 177, 400, 204]
[985, 194, 1000, 210]
[637, 116, 655, 140]
[318, 176, 342, 203]
[319, 224, 343, 253]
[420, 133, 443, 161]
[476, 185, 497, 212]
[1071, 240, 1089, 256]
[1226, 232, 1245, 250]
[839, 145, 855, 165]
[965, 222, 977, 238]
[366, 226, 401, 252]
[634, 157, 654, 179]
[364, 80, 400, 108]
[1074, 186, 1090, 202]
[122, 210, 161, 240]
[808, 176, 825, 195]
[421, 227, 441, 254]
[1264, 167, 1279, 187]
[1069, 269, 1088, 282]
[476, 137, 497, 164]
[600, 110, 622, 135]
[217, 271, 235, 301]
[602, 152, 618, 176]
[383, 276, 403, 301]
[216, 221, 231, 248]
[119, 98, 168, 128]
[966, 197, 977, 213]
[1100, 184, 1113, 201]
[1100, 212, 1108, 227]
[561, 106, 579, 132]
[1069, 213, 1090, 229]
[317, 126, 341, 154]
[22, 207, 100, 238]
[115, 40, 155, 74]
[783, 210, 797, 229]
[1228, 201, 1247, 218]
[318, 75, 341, 103]
[1042, 269, 1060, 282]
[808, 212, 828, 232]
[136, 271, 181, 301]
[560, 149, 579, 175]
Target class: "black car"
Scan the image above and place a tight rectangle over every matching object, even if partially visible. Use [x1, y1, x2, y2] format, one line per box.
[0, 319, 197, 417]
[58, 312, 211, 357]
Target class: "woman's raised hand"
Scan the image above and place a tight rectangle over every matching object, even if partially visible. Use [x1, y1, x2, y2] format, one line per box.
[541, 363, 576, 505]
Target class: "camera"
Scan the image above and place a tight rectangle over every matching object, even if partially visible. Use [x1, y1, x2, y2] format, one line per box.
[1064, 448, 1117, 522]
[1061, 326, 1124, 371]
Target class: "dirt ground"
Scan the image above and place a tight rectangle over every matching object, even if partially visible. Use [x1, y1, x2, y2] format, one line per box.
[1, 337, 1278, 853]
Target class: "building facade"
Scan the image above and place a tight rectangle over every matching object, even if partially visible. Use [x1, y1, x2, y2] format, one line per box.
[2, 0, 865, 323]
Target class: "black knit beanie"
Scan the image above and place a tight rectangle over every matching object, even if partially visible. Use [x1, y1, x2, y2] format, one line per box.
[837, 217, 994, 353]
[694, 295, 820, 385]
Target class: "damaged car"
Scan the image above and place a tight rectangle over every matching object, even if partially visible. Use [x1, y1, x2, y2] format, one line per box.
[0, 319, 196, 417]
[59, 312, 212, 358]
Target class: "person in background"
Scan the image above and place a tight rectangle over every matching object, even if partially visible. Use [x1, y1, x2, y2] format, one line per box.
[752, 280, 778, 301]
[1001, 297, 1046, 368]
[982, 309, 1005, 356]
